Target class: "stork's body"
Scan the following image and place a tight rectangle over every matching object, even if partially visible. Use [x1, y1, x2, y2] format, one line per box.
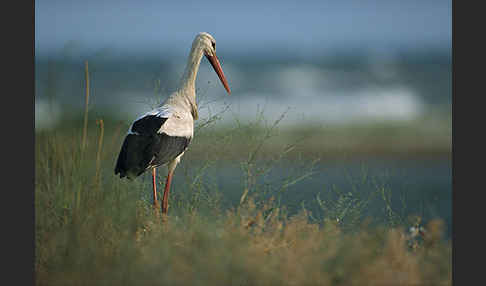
[115, 32, 230, 214]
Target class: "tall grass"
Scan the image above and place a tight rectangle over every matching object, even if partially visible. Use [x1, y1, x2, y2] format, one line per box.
[35, 112, 451, 286]
[81, 61, 90, 154]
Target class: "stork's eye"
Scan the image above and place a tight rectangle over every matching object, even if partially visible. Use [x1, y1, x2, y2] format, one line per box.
[211, 41, 216, 49]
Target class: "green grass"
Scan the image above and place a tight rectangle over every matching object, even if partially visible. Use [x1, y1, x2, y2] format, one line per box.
[35, 112, 451, 286]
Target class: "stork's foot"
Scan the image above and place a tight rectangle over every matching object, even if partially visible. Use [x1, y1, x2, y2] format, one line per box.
[152, 201, 161, 218]
[161, 213, 169, 223]
[161, 202, 169, 215]
[159, 207, 169, 225]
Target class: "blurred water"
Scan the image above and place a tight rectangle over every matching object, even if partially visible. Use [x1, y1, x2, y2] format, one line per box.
[34, 51, 451, 130]
[167, 158, 452, 237]
[35, 100, 61, 130]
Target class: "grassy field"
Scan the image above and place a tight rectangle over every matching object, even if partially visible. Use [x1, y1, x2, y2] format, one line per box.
[35, 109, 451, 285]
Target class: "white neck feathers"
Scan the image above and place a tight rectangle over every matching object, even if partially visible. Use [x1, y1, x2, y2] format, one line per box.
[179, 39, 205, 95]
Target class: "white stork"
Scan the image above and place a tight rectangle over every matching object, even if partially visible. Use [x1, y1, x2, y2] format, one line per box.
[115, 32, 231, 214]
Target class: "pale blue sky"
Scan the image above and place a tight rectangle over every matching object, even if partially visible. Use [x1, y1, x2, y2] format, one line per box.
[35, 0, 451, 59]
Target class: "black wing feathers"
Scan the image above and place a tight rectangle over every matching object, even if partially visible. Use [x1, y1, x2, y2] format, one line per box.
[114, 115, 191, 179]
[132, 115, 166, 135]
[114, 134, 153, 179]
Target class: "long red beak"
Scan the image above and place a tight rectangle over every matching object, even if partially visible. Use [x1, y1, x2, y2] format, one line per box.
[205, 53, 231, 95]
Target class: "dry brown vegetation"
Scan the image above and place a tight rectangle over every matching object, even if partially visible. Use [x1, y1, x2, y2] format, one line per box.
[35, 114, 451, 286]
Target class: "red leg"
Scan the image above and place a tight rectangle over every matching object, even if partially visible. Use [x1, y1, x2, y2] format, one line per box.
[152, 168, 159, 209]
[161, 170, 174, 214]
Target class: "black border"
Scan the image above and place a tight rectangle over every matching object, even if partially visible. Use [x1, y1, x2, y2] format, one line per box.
[5, 0, 34, 285]
[453, 0, 472, 284]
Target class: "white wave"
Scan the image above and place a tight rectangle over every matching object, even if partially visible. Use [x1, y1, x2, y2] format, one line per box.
[35, 100, 62, 131]
[203, 85, 424, 126]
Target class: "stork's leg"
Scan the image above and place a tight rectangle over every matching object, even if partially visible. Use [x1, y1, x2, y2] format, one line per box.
[152, 168, 159, 210]
[161, 169, 174, 214]
[161, 159, 179, 215]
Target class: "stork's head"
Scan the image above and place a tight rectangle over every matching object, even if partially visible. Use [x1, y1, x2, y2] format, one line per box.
[194, 32, 231, 95]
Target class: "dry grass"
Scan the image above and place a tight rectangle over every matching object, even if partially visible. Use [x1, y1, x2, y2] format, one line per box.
[35, 116, 451, 286]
